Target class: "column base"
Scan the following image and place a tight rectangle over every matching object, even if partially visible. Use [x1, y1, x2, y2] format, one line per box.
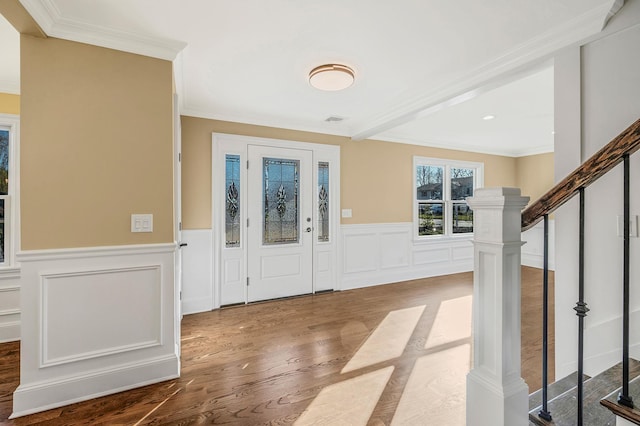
[466, 369, 529, 426]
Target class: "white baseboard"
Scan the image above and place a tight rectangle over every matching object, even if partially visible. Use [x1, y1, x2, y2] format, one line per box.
[340, 263, 473, 291]
[182, 297, 212, 315]
[0, 320, 20, 343]
[11, 354, 179, 418]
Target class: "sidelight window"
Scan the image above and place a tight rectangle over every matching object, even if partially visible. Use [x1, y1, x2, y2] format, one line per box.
[225, 154, 241, 247]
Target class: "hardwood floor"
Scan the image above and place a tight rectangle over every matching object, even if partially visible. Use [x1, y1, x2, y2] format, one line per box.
[0, 267, 553, 425]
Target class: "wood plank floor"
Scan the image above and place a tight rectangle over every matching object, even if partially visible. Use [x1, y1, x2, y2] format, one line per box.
[0, 267, 553, 425]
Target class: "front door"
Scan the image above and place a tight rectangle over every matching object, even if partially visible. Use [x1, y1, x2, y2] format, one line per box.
[247, 145, 313, 302]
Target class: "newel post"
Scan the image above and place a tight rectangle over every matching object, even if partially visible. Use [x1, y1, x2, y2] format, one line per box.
[466, 188, 530, 426]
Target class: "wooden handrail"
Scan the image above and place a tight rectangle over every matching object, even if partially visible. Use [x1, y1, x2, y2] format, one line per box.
[522, 117, 640, 231]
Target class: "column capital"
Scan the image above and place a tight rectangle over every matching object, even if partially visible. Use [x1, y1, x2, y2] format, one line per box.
[467, 187, 530, 244]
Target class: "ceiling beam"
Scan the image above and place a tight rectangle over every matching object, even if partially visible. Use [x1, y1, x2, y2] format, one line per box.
[350, 0, 625, 142]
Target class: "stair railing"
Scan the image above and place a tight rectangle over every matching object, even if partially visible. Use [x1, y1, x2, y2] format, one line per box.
[522, 117, 640, 425]
[465, 117, 640, 426]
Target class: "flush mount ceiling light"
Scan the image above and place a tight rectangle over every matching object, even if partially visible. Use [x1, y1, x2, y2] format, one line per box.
[482, 114, 496, 121]
[309, 64, 355, 91]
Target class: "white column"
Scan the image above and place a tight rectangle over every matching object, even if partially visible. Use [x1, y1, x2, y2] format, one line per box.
[466, 187, 530, 426]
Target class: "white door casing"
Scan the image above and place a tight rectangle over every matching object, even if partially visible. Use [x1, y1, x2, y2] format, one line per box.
[212, 134, 340, 308]
[173, 94, 183, 357]
[247, 145, 313, 302]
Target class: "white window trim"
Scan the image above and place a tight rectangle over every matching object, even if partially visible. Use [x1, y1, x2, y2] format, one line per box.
[0, 113, 20, 270]
[413, 156, 484, 242]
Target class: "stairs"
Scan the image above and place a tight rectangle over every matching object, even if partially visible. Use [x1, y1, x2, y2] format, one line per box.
[528, 359, 640, 425]
[600, 373, 640, 424]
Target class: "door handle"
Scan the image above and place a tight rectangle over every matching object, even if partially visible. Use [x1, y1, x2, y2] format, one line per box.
[305, 227, 312, 233]
[179, 243, 188, 248]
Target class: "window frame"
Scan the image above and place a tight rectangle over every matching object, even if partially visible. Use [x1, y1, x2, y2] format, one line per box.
[0, 114, 19, 268]
[413, 156, 483, 240]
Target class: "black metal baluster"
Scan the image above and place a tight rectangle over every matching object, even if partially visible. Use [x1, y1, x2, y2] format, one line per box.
[618, 154, 634, 408]
[574, 187, 589, 426]
[539, 214, 552, 421]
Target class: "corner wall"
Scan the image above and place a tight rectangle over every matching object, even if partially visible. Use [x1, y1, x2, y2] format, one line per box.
[554, 3, 640, 378]
[0, 93, 19, 115]
[12, 36, 179, 417]
[20, 35, 174, 249]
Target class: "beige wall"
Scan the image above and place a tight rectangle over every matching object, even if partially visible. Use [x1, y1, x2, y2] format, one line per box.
[21, 35, 174, 249]
[181, 116, 518, 229]
[515, 152, 555, 204]
[0, 93, 19, 115]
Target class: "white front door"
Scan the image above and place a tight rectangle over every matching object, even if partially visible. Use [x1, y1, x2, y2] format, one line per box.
[247, 145, 313, 302]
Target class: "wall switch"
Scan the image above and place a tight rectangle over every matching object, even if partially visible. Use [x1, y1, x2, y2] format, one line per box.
[341, 209, 352, 218]
[617, 215, 638, 237]
[131, 214, 153, 233]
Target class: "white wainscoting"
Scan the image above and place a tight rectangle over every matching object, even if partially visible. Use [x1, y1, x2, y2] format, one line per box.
[0, 268, 21, 342]
[182, 222, 550, 313]
[521, 219, 556, 270]
[11, 243, 179, 418]
[181, 230, 214, 314]
[340, 223, 474, 290]
[182, 224, 476, 313]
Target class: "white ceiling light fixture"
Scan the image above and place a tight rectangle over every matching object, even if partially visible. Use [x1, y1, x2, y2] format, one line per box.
[309, 64, 355, 91]
[482, 114, 495, 120]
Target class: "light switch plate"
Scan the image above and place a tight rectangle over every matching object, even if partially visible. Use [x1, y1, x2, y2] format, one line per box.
[617, 215, 638, 237]
[341, 209, 352, 218]
[131, 214, 153, 233]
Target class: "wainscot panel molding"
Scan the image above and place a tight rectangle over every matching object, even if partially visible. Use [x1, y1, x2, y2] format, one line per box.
[181, 230, 214, 314]
[581, 308, 640, 378]
[521, 219, 556, 270]
[11, 243, 180, 418]
[340, 223, 474, 290]
[0, 270, 22, 342]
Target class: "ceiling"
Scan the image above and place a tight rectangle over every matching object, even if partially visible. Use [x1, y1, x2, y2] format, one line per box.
[0, 0, 626, 156]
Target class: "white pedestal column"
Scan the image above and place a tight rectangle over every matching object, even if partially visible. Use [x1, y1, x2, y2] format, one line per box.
[466, 188, 530, 426]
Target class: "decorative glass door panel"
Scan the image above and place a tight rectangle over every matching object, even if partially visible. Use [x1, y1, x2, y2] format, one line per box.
[225, 154, 241, 247]
[247, 145, 313, 302]
[263, 158, 299, 245]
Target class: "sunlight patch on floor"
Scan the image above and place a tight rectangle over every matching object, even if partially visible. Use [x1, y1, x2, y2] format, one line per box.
[294, 366, 394, 426]
[341, 305, 425, 373]
[391, 344, 471, 426]
[425, 295, 472, 349]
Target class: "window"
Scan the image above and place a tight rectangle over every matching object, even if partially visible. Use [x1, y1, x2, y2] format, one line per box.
[225, 154, 241, 247]
[0, 114, 18, 265]
[318, 161, 329, 242]
[414, 157, 482, 238]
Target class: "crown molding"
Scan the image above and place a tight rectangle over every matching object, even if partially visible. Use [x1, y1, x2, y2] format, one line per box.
[351, 1, 623, 142]
[605, 0, 625, 27]
[19, 0, 186, 61]
[180, 107, 354, 139]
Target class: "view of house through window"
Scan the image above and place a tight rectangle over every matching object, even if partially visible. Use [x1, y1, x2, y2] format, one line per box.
[415, 158, 482, 237]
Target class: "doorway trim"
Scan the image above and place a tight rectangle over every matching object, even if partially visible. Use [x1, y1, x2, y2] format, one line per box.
[212, 133, 341, 308]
